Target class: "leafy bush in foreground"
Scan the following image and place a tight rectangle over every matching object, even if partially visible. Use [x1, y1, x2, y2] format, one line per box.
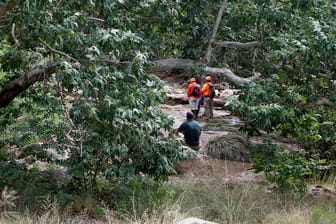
[252, 141, 327, 192]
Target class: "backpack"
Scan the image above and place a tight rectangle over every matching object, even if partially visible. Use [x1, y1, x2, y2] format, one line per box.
[190, 84, 201, 97]
[209, 84, 216, 98]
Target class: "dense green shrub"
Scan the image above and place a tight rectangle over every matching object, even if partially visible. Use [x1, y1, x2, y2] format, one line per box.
[252, 141, 327, 192]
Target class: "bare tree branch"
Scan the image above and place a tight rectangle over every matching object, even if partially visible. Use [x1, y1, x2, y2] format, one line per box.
[39, 38, 80, 64]
[0, 61, 57, 108]
[216, 40, 262, 49]
[204, 0, 228, 65]
[11, 23, 20, 49]
[87, 17, 105, 22]
[204, 66, 260, 85]
[153, 59, 260, 86]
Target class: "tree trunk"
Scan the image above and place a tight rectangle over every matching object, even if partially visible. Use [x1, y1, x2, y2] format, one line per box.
[204, 0, 228, 65]
[153, 59, 260, 86]
[0, 61, 57, 108]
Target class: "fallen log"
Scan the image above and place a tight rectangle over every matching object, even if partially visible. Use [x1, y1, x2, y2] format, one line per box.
[165, 93, 226, 107]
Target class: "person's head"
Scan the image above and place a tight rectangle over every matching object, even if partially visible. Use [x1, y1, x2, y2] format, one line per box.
[186, 111, 194, 120]
[206, 76, 212, 82]
[188, 78, 196, 83]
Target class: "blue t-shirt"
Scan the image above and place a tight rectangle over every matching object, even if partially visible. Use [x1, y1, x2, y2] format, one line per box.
[178, 120, 201, 146]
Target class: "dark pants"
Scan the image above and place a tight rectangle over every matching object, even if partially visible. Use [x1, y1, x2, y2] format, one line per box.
[197, 95, 204, 110]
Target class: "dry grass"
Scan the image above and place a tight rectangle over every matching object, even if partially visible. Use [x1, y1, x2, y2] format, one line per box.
[1, 159, 336, 224]
[0, 187, 18, 220]
[263, 208, 311, 224]
[204, 133, 251, 162]
[113, 194, 188, 224]
[1, 183, 336, 223]
[262, 205, 336, 224]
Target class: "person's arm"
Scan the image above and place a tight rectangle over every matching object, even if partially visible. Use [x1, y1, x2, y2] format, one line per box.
[197, 84, 202, 96]
[187, 84, 193, 97]
[201, 83, 208, 95]
[175, 123, 185, 135]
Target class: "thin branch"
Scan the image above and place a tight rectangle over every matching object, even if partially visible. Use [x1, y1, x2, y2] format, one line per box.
[56, 0, 64, 10]
[216, 40, 263, 49]
[252, 48, 257, 73]
[11, 23, 20, 49]
[57, 81, 77, 132]
[87, 17, 105, 22]
[57, 80, 85, 157]
[39, 38, 80, 64]
[204, 0, 228, 65]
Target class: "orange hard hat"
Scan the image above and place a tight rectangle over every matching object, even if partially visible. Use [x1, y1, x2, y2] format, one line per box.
[206, 76, 212, 81]
[189, 78, 196, 83]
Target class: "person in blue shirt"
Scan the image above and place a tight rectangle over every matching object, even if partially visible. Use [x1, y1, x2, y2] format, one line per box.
[197, 75, 206, 114]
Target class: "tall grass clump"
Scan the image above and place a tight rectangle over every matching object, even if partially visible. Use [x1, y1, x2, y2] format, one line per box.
[0, 194, 75, 224]
[109, 193, 187, 224]
[112, 177, 179, 219]
[263, 207, 311, 224]
[171, 182, 266, 223]
[204, 133, 251, 162]
[0, 187, 18, 220]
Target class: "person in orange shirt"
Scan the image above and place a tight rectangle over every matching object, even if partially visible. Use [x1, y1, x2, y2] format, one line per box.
[186, 78, 202, 119]
[201, 76, 214, 118]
